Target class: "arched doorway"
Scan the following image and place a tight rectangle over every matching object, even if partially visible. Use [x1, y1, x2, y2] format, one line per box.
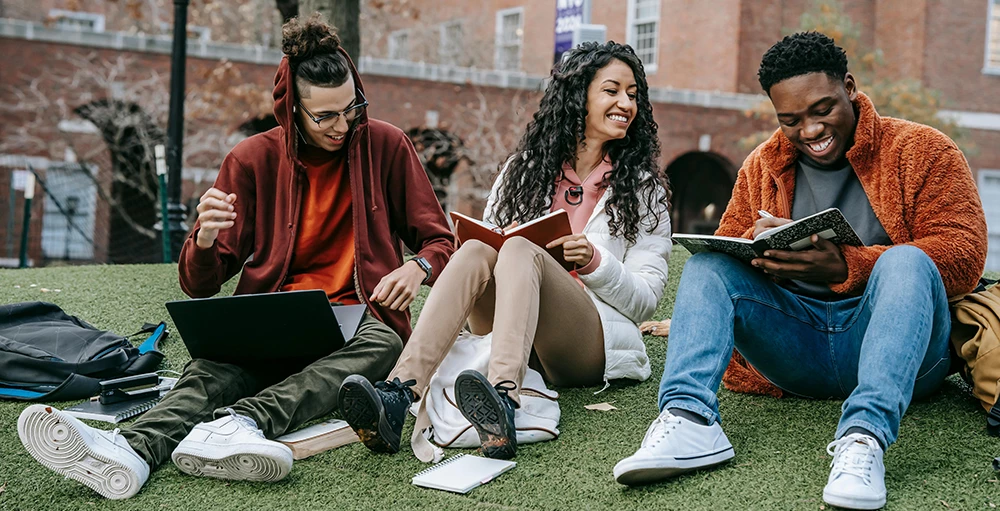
[666, 152, 736, 235]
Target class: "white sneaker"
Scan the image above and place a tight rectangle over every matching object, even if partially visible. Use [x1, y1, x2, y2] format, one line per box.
[613, 409, 735, 485]
[171, 408, 293, 482]
[823, 433, 887, 510]
[17, 404, 150, 500]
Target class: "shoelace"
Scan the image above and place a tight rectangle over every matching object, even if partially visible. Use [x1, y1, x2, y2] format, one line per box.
[827, 435, 879, 485]
[226, 408, 264, 436]
[641, 409, 682, 448]
[375, 377, 417, 392]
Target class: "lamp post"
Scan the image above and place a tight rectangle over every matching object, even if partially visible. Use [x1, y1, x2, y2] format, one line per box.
[165, 0, 190, 261]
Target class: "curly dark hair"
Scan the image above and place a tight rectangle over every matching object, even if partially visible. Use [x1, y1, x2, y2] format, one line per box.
[492, 41, 670, 244]
[281, 13, 351, 96]
[758, 31, 848, 94]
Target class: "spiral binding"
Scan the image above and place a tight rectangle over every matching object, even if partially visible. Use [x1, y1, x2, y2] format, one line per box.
[413, 453, 468, 478]
[114, 398, 160, 422]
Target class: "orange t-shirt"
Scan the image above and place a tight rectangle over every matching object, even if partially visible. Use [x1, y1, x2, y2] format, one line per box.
[280, 145, 360, 304]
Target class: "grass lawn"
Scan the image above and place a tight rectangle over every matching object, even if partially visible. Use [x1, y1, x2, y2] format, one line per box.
[1, 250, 998, 510]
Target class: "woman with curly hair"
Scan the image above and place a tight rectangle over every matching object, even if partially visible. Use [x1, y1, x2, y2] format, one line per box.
[339, 41, 672, 460]
[16, 14, 453, 499]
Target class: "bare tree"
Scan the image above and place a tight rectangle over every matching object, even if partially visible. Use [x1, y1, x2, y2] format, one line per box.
[1, 50, 266, 263]
[300, 0, 360, 58]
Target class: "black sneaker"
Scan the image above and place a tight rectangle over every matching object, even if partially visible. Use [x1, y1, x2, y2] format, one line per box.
[338, 375, 415, 454]
[454, 370, 518, 460]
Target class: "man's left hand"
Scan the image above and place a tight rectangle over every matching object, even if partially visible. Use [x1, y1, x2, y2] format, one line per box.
[370, 260, 425, 311]
[751, 235, 849, 283]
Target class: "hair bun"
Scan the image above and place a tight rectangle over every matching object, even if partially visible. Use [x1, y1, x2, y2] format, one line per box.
[282, 13, 342, 62]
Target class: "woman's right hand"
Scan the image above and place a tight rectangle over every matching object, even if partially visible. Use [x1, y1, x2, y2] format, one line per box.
[195, 188, 238, 249]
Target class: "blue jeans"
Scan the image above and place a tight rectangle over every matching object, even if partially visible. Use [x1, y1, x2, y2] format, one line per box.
[657, 246, 952, 449]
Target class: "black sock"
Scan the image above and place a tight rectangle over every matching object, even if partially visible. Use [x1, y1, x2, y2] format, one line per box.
[668, 407, 710, 426]
[843, 426, 886, 451]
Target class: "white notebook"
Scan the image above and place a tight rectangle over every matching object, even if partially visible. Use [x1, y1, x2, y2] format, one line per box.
[411, 454, 516, 494]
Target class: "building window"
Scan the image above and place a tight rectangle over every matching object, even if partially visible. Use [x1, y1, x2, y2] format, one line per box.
[627, 0, 660, 70]
[388, 30, 409, 61]
[980, 169, 1000, 271]
[48, 9, 105, 32]
[987, 0, 1000, 72]
[495, 8, 524, 72]
[440, 21, 464, 65]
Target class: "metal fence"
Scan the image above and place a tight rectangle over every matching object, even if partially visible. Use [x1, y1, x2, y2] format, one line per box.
[1, 155, 168, 268]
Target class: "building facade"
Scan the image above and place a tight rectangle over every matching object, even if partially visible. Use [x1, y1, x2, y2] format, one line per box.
[1, 0, 998, 269]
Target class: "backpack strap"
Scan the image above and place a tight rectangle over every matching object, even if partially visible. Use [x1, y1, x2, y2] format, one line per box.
[988, 404, 1000, 437]
[0, 373, 103, 402]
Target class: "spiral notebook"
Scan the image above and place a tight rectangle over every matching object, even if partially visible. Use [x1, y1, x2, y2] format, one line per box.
[65, 377, 176, 424]
[411, 454, 516, 494]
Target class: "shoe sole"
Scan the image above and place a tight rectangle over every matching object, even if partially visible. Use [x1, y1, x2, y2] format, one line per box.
[171, 443, 292, 482]
[455, 371, 516, 460]
[823, 489, 886, 510]
[613, 447, 735, 486]
[339, 376, 400, 453]
[17, 404, 143, 500]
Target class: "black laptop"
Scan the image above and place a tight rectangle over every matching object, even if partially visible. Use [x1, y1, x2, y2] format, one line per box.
[165, 290, 367, 367]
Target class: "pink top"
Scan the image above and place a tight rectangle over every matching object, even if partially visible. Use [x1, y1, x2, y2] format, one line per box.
[550, 158, 611, 275]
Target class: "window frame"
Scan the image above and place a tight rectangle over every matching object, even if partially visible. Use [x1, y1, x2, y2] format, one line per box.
[388, 29, 410, 62]
[494, 7, 525, 72]
[986, 0, 1000, 74]
[626, 0, 660, 73]
[439, 20, 464, 65]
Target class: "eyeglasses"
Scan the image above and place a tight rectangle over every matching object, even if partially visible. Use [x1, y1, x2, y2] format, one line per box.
[298, 90, 368, 128]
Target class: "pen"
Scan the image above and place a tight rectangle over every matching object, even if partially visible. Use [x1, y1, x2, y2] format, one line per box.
[758, 210, 775, 219]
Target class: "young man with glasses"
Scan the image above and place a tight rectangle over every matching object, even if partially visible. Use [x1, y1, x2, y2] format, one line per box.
[16, 14, 454, 499]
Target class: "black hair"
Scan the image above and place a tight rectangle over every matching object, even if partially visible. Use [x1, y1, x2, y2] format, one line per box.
[281, 13, 352, 97]
[492, 41, 670, 244]
[757, 31, 848, 94]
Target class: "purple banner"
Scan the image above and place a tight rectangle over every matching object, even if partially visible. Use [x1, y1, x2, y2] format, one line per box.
[554, 0, 586, 64]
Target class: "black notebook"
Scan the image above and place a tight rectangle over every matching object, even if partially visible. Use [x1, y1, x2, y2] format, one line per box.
[672, 207, 864, 263]
[65, 377, 176, 424]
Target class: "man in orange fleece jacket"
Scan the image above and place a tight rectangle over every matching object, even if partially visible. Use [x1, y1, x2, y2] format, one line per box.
[615, 32, 987, 510]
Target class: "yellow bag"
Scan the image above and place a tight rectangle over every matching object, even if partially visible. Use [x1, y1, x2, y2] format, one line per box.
[949, 279, 1000, 435]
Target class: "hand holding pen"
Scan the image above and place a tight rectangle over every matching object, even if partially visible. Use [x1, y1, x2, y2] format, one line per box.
[753, 209, 791, 239]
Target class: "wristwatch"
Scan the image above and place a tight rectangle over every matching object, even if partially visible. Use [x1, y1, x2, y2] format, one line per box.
[413, 256, 432, 284]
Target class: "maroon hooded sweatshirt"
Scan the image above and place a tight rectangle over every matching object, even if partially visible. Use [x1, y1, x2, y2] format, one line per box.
[178, 50, 454, 342]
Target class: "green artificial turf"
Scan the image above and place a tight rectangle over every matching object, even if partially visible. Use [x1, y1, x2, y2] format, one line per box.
[0, 252, 998, 510]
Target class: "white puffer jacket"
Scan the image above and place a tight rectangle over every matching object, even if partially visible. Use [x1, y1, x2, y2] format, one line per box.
[483, 166, 672, 383]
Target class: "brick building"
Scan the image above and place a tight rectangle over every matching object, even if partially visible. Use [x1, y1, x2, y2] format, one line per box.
[1, 0, 998, 269]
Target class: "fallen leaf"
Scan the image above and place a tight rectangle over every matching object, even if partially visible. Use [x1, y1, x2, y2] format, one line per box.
[54, 289, 61, 292]
[0, 482, 6, 494]
[40, 288, 50, 292]
[941, 501, 950, 508]
[29, 284, 37, 287]
[13, 285, 20, 289]
[988, 502, 995, 508]
[584, 402, 617, 411]
[819, 506, 825, 510]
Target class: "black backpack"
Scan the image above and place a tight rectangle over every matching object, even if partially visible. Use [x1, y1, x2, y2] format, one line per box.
[0, 301, 166, 401]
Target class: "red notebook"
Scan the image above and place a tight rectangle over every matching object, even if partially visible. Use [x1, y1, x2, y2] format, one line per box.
[450, 209, 575, 271]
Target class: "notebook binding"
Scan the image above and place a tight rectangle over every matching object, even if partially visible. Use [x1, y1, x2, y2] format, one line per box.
[413, 453, 468, 477]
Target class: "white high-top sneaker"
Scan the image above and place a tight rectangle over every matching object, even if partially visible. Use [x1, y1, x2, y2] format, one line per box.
[823, 433, 887, 510]
[613, 409, 735, 486]
[17, 404, 150, 500]
[171, 408, 293, 482]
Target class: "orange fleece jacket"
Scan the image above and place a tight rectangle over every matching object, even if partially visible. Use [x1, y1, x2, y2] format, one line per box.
[716, 92, 988, 397]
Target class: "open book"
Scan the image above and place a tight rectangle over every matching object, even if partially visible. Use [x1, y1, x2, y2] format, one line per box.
[411, 454, 516, 494]
[672, 207, 863, 263]
[274, 419, 359, 460]
[450, 209, 575, 271]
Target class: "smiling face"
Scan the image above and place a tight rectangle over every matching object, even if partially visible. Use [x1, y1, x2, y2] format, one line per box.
[769, 71, 858, 165]
[296, 74, 357, 152]
[583, 59, 637, 145]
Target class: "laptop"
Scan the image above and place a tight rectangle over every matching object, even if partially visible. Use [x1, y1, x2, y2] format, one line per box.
[165, 290, 367, 367]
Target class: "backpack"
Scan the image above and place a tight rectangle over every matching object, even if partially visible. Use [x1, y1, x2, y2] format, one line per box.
[949, 278, 1000, 436]
[0, 301, 166, 402]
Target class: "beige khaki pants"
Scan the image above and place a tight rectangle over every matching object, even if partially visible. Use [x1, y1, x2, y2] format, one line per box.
[390, 237, 605, 404]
